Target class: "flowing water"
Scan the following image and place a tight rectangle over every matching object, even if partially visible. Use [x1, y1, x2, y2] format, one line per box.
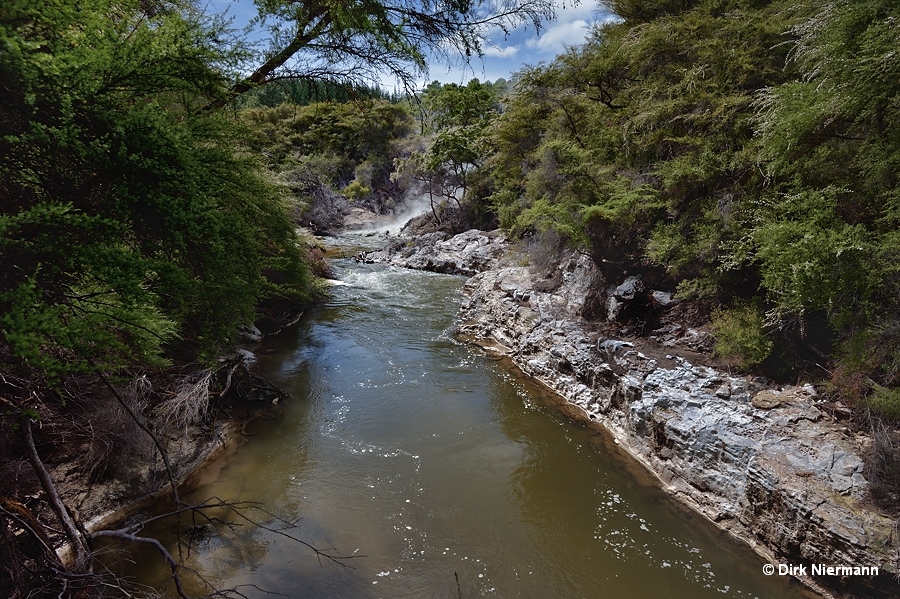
[119, 234, 814, 599]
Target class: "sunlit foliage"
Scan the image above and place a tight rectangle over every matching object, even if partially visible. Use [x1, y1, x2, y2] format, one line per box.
[478, 0, 900, 397]
[0, 0, 317, 379]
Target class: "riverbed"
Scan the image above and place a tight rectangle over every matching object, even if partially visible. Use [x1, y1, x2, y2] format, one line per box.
[118, 234, 813, 598]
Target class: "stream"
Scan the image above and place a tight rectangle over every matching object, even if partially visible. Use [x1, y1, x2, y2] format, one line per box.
[118, 233, 813, 598]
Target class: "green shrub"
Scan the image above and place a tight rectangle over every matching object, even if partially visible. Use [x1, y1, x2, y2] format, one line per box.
[343, 180, 372, 200]
[865, 384, 900, 422]
[710, 303, 773, 370]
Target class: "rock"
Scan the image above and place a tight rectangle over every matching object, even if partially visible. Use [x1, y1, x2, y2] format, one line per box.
[752, 390, 783, 409]
[235, 349, 257, 364]
[368, 229, 508, 275]
[238, 323, 263, 343]
[832, 453, 863, 477]
[650, 290, 679, 308]
[606, 275, 646, 320]
[614, 275, 645, 300]
[597, 339, 634, 354]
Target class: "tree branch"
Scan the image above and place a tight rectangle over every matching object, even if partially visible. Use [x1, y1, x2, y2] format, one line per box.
[22, 418, 90, 568]
[207, 10, 333, 110]
[90, 529, 191, 599]
[0, 499, 61, 567]
[93, 368, 181, 507]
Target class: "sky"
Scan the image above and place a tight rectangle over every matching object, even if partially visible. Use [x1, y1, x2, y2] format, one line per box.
[426, 0, 618, 84]
[207, 0, 617, 87]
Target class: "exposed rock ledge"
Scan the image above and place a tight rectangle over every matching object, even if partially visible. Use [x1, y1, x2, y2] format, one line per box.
[375, 228, 899, 598]
[366, 229, 510, 275]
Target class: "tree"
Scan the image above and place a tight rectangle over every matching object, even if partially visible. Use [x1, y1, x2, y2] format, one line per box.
[211, 0, 558, 107]
[751, 0, 900, 408]
[0, 1, 318, 595]
[421, 78, 501, 131]
[0, 0, 316, 378]
[393, 79, 501, 225]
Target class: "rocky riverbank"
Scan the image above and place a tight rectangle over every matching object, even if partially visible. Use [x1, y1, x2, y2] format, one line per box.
[365, 228, 510, 275]
[371, 228, 899, 599]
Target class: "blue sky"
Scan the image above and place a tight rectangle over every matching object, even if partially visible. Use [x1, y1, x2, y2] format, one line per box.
[207, 0, 617, 87]
[428, 0, 618, 84]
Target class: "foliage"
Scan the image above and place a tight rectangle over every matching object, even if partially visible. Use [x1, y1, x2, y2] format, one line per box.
[0, 0, 317, 382]
[235, 78, 403, 108]
[866, 385, 900, 423]
[419, 78, 508, 132]
[238, 99, 415, 222]
[480, 0, 900, 409]
[710, 302, 773, 370]
[391, 78, 506, 227]
[342, 180, 373, 200]
[750, 0, 900, 387]
[488, 1, 800, 276]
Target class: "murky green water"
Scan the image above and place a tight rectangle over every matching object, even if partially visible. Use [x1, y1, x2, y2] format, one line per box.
[118, 234, 814, 598]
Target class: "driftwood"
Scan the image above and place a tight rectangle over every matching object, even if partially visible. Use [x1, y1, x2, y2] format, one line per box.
[22, 418, 91, 569]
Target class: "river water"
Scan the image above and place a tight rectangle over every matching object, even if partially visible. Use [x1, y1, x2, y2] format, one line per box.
[122, 234, 813, 599]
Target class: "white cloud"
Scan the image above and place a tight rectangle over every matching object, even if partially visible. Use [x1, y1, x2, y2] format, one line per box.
[483, 44, 520, 58]
[522, 0, 618, 55]
[553, 0, 608, 23]
[526, 19, 590, 53]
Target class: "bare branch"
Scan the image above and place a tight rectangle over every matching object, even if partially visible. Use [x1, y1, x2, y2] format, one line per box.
[90, 529, 191, 599]
[216, 497, 366, 566]
[94, 367, 182, 507]
[0, 500, 61, 567]
[22, 417, 91, 568]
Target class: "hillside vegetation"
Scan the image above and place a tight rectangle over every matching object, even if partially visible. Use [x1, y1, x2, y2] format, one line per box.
[450, 0, 899, 421]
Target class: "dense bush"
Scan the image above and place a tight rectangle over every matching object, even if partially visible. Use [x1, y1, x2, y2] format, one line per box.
[238, 100, 415, 222]
[470, 0, 900, 411]
[710, 303, 773, 371]
[0, 0, 318, 380]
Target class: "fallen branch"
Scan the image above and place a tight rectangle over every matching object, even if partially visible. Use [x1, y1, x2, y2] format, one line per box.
[202, 497, 364, 566]
[218, 360, 242, 400]
[22, 417, 90, 568]
[89, 497, 363, 598]
[94, 368, 182, 507]
[0, 498, 61, 568]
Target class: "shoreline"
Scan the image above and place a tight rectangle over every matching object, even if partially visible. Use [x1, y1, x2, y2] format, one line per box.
[465, 336, 830, 598]
[370, 227, 899, 599]
[81, 419, 246, 534]
[57, 419, 248, 567]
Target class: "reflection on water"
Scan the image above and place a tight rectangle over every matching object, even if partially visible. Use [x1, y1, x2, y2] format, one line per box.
[113, 234, 815, 598]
